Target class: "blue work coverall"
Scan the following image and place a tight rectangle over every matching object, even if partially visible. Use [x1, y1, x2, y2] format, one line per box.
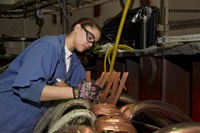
[0, 34, 86, 133]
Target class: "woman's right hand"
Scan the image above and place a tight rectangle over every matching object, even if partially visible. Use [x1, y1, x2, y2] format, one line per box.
[77, 80, 103, 101]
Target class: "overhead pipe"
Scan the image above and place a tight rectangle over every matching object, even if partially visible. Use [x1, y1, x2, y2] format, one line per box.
[0, 0, 58, 17]
[60, 0, 69, 33]
[109, 0, 131, 73]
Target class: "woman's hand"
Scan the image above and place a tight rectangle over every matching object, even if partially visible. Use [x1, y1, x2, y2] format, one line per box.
[56, 78, 69, 87]
[56, 82, 69, 87]
[77, 80, 103, 101]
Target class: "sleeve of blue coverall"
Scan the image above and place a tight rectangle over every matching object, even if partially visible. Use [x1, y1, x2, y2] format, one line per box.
[12, 41, 59, 103]
[67, 63, 86, 87]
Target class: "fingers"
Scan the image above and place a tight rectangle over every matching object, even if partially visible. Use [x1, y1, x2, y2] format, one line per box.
[90, 86, 96, 92]
[78, 80, 103, 101]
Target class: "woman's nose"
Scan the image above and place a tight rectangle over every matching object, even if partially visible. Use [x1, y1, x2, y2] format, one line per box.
[88, 42, 93, 48]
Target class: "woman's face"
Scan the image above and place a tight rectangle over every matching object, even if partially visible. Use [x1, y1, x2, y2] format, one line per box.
[74, 24, 101, 52]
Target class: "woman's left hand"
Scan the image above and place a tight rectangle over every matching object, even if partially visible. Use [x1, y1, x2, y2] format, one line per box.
[56, 78, 69, 87]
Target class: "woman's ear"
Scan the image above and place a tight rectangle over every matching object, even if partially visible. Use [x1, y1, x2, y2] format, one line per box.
[74, 24, 81, 34]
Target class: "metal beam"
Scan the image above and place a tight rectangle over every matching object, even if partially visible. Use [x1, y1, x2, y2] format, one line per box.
[158, 34, 200, 44]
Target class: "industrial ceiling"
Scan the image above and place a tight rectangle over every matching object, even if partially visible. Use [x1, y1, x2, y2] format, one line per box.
[0, 0, 113, 18]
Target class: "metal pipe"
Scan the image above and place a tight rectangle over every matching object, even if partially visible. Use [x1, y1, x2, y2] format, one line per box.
[0, 0, 58, 16]
[61, 0, 69, 33]
[142, 15, 147, 48]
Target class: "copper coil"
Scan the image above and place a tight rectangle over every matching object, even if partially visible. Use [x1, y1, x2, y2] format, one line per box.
[91, 107, 121, 116]
[90, 103, 117, 110]
[122, 100, 192, 125]
[94, 115, 131, 129]
[95, 122, 137, 133]
[90, 103, 121, 116]
[54, 125, 97, 133]
[119, 103, 134, 113]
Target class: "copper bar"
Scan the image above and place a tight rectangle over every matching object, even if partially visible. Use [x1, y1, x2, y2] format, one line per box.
[112, 72, 129, 105]
[107, 72, 121, 103]
[98, 71, 117, 103]
[86, 71, 91, 81]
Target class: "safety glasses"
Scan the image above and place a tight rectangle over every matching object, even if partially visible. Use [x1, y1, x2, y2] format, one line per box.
[81, 26, 96, 44]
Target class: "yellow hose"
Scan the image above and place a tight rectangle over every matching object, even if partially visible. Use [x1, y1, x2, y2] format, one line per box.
[104, 44, 134, 91]
[102, 0, 132, 91]
[109, 0, 131, 73]
[104, 45, 134, 72]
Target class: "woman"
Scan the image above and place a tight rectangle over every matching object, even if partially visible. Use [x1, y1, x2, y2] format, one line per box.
[0, 17, 101, 132]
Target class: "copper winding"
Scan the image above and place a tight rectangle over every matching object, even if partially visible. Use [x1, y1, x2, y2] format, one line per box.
[122, 100, 192, 123]
[94, 115, 132, 128]
[90, 103, 121, 116]
[54, 125, 97, 133]
[121, 100, 193, 131]
[122, 104, 137, 120]
[95, 122, 137, 133]
[90, 103, 117, 110]
[93, 109, 136, 132]
[90, 102, 137, 133]
[119, 103, 134, 114]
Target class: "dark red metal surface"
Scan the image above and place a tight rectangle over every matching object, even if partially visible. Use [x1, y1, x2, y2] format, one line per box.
[192, 62, 200, 121]
[139, 57, 190, 115]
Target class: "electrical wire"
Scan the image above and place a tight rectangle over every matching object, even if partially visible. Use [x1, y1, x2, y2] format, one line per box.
[108, 0, 131, 74]
[57, 0, 69, 23]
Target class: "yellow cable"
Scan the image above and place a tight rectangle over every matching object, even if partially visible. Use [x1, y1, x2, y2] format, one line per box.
[109, 0, 131, 73]
[103, 44, 134, 91]
[104, 44, 134, 72]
